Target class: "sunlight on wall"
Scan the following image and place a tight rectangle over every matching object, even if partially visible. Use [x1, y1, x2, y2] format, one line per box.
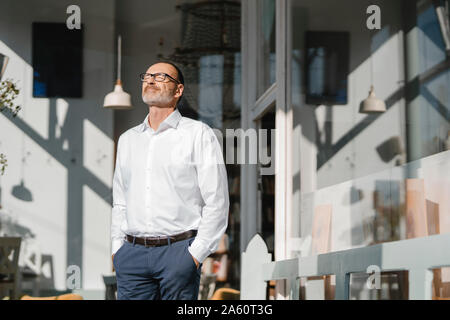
[0, 0, 115, 293]
[55, 98, 70, 150]
[0, 118, 68, 289]
[82, 185, 112, 290]
[83, 118, 114, 187]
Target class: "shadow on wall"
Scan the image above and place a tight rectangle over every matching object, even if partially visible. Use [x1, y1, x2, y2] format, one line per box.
[0, 0, 115, 290]
[2, 97, 113, 288]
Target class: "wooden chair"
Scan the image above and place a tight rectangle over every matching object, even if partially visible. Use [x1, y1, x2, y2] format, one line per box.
[20, 293, 83, 300]
[0, 237, 22, 300]
[210, 288, 240, 300]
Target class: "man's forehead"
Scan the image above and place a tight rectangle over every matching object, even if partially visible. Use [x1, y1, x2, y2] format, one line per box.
[147, 63, 177, 77]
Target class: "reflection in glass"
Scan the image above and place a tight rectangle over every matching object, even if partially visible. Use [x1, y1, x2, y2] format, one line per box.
[431, 267, 450, 300]
[299, 275, 336, 300]
[350, 271, 409, 300]
[259, 0, 276, 96]
[291, 0, 450, 264]
[305, 31, 349, 105]
[198, 55, 224, 129]
[259, 109, 275, 256]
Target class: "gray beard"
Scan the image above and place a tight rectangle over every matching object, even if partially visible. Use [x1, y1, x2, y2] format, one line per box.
[142, 93, 173, 106]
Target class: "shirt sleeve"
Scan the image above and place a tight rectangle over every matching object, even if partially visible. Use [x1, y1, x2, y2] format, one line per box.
[111, 135, 127, 255]
[188, 124, 230, 263]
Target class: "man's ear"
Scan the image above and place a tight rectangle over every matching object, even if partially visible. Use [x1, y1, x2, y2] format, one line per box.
[175, 84, 184, 98]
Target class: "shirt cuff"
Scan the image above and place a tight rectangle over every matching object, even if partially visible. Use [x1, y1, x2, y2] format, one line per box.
[188, 239, 211, 263]
[112, 238, 125, 255]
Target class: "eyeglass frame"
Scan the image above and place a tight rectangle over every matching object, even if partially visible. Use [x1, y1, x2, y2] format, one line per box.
[139, 72, 181, 84]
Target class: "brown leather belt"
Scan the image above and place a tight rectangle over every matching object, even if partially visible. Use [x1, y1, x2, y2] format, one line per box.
[125, 229, 197, 247]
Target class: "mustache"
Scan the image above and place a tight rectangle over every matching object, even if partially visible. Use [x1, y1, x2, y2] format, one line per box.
[145, 86, 159, 91]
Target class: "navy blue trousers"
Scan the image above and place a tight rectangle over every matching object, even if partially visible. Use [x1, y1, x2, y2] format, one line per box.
[113, 236, 202, 300]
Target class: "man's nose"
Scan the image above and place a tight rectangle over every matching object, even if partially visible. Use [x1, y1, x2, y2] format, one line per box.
[145, 76, 155, 84]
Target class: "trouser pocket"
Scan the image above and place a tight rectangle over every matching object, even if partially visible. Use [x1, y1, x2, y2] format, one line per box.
[185, 237, 202, 270]
[113, 242, 127, 269]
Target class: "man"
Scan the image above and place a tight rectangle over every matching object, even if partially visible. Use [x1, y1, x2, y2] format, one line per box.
[111, 61, 229, 300]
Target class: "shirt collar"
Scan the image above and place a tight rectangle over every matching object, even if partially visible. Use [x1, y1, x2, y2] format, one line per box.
[141, 108, 182, 132]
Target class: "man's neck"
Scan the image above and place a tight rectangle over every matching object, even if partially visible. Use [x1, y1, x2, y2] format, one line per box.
[148, 106, 175, 131]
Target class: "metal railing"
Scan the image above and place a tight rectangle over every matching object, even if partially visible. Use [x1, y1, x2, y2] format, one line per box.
[242, 233, 450, 300]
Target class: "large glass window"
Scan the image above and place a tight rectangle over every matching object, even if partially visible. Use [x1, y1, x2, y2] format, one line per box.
[411, 1, 450, 159]
[291, 0, 450, 300]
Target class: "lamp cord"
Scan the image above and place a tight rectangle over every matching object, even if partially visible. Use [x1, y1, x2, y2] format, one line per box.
[117, 35, 121, 81]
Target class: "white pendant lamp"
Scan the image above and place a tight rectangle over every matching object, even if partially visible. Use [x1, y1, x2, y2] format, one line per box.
[359, 53, 386, 114]
[104, 35, 132, 109]
[359, 85, 386, 114]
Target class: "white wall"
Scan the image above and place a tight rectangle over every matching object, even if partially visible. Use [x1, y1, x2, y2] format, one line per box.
[0, 0, 115, 291]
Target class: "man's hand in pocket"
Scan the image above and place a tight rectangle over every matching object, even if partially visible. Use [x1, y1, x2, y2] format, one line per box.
[190, 254, 199, 269]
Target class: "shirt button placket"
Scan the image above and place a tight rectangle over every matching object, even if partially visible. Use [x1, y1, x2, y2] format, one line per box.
[145, 135, 153, 227]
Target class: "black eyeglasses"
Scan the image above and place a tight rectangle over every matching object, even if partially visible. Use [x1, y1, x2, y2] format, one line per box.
[139, 72, 180, 84]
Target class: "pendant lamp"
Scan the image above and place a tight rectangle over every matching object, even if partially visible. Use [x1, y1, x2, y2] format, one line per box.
[104, 35, 132, 109]
[359, 85, 386, 114]
[359, 53, 386, 114]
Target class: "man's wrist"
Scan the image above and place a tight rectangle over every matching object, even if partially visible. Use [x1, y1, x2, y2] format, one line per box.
[112, 238, 125, 255]
[188, 240, 210, 264]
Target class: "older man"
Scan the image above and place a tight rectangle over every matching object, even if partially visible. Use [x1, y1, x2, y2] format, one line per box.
[111, 62, 229, 300]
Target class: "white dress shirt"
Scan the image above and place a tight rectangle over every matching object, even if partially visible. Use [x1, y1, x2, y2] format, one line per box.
[111, 108, 229, 263]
